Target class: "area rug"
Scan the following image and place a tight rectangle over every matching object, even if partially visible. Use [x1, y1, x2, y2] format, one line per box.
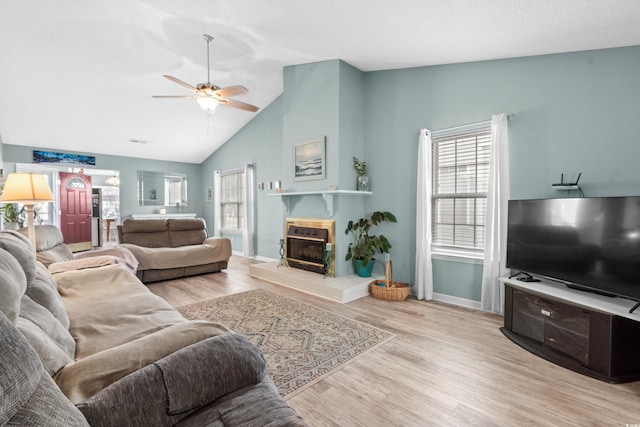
[177, 289, 395, 399]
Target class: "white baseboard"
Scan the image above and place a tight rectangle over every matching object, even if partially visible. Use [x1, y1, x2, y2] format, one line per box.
[432, 292, 482, 310]
[232, 252, 279, 263]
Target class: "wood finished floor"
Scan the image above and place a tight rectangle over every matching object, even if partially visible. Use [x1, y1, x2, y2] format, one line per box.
[149, 256, 640, 427]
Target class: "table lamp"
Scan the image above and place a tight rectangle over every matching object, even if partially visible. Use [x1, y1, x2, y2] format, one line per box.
[0, 173, 54, 250]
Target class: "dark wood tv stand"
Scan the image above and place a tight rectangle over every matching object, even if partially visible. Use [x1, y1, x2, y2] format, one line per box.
[501, 278, 640, 383]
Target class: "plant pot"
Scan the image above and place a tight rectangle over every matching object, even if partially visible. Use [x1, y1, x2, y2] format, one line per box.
[2, 222, 20, 231]
[357, 175, 369, 191]
[355, 259, 375, 277]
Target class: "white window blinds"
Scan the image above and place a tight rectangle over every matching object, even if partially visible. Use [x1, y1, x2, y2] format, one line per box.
[220, 170, 245, 230]
[432, 127, 492, 250]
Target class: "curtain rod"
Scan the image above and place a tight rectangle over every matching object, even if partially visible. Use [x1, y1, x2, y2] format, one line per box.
[431, 114, 515, 136]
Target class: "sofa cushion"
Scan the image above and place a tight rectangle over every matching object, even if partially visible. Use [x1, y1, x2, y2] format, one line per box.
[121, 243, 227, 271]
[0, 312, 89, 427]
[0, 231, 76, 374]
[29, 263, 70, 329]
[0, 231, 37, 285]
[157, 333, 266, 415]
[18, 225, 75, 266]
[15, 317, 72, 376]
[0, 247, 27, 323]
[55, 320, 231, 404]
[16, 296, 75, 375]
[48, 255, 137, 275]
[169, 229, 207, 247]
[54, 264, 188, 358]
[167, 218, 206, 231]
[120, 219, 170, 247]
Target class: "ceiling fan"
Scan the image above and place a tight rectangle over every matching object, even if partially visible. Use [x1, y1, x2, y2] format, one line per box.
[153, 34, 259, 113]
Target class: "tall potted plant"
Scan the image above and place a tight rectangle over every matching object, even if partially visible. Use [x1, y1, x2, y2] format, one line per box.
[345, 211, 397, 277]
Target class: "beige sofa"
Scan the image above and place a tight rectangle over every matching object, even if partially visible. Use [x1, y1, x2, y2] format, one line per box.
[117, 218, 231, 283]
[0, 230, 306, 426]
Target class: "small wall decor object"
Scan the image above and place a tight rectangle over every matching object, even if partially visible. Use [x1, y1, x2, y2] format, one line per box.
[206, 186, 213, 202]
[266, 181, 273, 190]
[293, 137, 325, 181]
[353, 157, 368, 191]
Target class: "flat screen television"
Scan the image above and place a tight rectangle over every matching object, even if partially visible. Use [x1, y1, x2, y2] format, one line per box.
[506, 196, 640, 311]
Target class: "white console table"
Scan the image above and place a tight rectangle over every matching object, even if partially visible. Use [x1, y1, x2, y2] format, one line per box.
[130, 213, 197, 219]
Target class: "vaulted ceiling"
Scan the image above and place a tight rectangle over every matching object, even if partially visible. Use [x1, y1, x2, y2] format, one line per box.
[1, 0, 639, 163]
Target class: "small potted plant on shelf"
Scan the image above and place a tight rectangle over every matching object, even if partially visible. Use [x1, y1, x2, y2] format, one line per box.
[345, 211, 397, 277]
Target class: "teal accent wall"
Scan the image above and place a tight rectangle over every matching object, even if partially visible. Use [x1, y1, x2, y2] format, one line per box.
[202, 46, 640, 302]
[4, 46, 640, 303]
[433, 259, 483, 301]
[1, 144, 203, 221]
[363, 46, 640, 301]
[200, 95, 285, 260]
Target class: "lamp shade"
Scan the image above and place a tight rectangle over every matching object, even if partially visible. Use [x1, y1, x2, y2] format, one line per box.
[0, 173, 54, 203]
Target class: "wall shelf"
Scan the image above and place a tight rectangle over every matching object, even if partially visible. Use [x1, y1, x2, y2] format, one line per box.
[268, 190, 372, 216]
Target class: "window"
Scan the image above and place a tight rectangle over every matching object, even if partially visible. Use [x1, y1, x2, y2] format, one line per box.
[432, 126, 492, 252]
[220, 170, 245, 230]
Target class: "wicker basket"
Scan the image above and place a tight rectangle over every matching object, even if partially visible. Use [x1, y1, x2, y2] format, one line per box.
[370, 261, 410, 301]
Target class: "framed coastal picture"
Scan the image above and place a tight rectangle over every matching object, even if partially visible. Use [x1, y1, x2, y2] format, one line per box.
[293, 137, 325, 181]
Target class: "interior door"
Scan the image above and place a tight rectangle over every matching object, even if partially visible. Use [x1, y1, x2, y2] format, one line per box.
[59, 172, 92, 251]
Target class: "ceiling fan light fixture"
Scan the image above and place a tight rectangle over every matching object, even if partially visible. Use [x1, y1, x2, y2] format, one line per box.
[197, 97, 218, 112]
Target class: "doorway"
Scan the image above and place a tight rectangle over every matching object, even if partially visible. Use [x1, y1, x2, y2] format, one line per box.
[14, 163, 120, 249]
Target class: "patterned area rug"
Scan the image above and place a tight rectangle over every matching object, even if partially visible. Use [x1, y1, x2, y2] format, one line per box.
[177, 289, 395, 398]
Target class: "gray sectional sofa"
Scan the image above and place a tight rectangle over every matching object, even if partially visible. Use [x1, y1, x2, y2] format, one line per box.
[0, 230, 307, 426]
[117, 218, 231, 283]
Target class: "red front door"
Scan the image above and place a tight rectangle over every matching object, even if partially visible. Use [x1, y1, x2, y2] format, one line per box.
[59, 172, 92, 248]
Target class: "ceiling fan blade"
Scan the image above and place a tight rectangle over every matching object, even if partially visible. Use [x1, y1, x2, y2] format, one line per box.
[220, 98, 259, 112]
[152, 95, 200, 99]
[215, 85, 248, 98]
[163, 75, 198, 92]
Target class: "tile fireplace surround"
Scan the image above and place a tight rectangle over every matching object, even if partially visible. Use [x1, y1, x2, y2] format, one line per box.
[249, 217, 380, 303]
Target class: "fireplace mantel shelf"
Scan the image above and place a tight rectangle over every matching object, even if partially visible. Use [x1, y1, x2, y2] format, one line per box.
[268, 190, 372, 216]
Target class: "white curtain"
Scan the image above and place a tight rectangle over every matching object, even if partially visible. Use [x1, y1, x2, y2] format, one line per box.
[481, 113, 510, 314]
[212, 170, 221, 237]
[242, 163, 255, 257]
[415, 129, 434, 300]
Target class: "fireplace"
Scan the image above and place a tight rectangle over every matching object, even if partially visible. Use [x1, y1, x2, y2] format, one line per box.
[285, 218, 335, 276]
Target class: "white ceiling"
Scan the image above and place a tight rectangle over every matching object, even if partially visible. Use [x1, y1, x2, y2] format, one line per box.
[1, 0, 639, 164]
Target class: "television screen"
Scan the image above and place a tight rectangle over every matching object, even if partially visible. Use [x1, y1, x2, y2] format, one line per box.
[506, 196, 640, 303]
